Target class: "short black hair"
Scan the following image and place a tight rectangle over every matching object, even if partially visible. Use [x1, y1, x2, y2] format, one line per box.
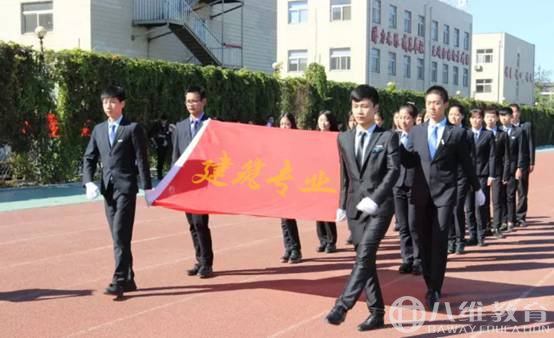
[399, 102, 419, 118]
[498, 107, 513, 116]
[425, 85, 449, 103]
[185, 85, 206, 99]
[279, 112, 297, 129]
[469, 108, 484, 119]
[484, 108, 499, 116]
[101, 85, 125, 102]
[351, 85, 379, 105]
[318, 110, 339, 131]
[509, 103, 520, 111]
[449, 103, 466, 116]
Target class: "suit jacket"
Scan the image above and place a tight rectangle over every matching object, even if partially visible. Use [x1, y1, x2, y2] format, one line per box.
[457, 128, 475, 183]
[83, 117, 152, 195]
[472, 129, 496, 178]
[403, 121, 480, 207]
[172, 114, 209, 164]
[394, 131, 414, 189]
[491, 129, 511, 181]
[505, 125, 530, 175]
[516, 120, 535, 166]
[338, 126, 400, 220]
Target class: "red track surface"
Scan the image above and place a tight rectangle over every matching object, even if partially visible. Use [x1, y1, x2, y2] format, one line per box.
[1, 152, 553, 337]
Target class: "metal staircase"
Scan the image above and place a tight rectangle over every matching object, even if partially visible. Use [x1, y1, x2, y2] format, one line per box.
[133, 0, 243, 68]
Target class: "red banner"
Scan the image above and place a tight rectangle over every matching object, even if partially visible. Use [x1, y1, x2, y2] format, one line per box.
[146, 120, 339, 221]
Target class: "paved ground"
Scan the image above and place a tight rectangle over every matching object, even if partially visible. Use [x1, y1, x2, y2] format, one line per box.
[1, 152, 553, 337]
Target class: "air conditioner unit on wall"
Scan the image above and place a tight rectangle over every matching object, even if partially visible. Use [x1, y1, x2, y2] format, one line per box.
[474, 65, 483, 71]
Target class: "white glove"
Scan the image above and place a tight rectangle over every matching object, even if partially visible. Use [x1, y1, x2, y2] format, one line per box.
[356, 197, 378, 215]
[335, 208, 346, 222]
[85, 182, 100, 200]
[475, 189, 486, 207]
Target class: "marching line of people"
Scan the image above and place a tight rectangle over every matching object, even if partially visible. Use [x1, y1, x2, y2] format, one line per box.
[81, 84, 535, 334]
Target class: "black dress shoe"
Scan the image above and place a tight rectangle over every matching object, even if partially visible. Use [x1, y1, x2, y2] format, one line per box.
[398, 262, 413, 274]
[466, 237, 478, 246]
[346, 235, 353, 245]
[198, 266, 213, 278]
[477, 240, 487, 247]
[455, 243, 465, 254]
[123, 280, 138, 292]
[325, 305, 347, 325]
[104, 283, 124, 297]
[325, 243, 337, 253]
[289, 249, 302, 263]
[186, 264, 201, 276]
[447, 240, 455, 254]
[493, 229, 505, 239]
[411, 263, 423, 275]
[518, 220, 528, 228]
[426, 290, 440, 309]
[357, 312, 385, 331]
[316, 244, 326, 252]
[280, 251, 291, 263]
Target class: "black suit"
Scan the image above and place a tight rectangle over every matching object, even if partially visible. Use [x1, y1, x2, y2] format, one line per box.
[83, 117, 152, 285]
[335, 126, 399, 313]
[172, 114, 214, 268]
[393, 131, 420, 266]
[465, 129, 496, 241]
[489, 128, 511, 231]
[502, 125, 530, 225]
[449, 128, 474, 245]
[514, 120, 535, 224]
[403, 120, 479, 294]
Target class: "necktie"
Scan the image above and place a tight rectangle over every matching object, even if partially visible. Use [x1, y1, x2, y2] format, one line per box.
[474, 131, 479, 142]
[109, 124, 116, 146]
[356, 132, 367, 167]
[192, 120, 199, 138]
[428, 124, 439, 159]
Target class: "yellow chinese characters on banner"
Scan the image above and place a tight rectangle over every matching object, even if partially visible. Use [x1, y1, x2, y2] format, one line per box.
[191, 151, 335, 197]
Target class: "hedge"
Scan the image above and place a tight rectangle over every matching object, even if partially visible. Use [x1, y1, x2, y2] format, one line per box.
[1, 41, 553, 184]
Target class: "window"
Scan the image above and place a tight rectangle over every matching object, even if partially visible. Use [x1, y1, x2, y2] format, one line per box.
[431, 61, 438, 82]
[463, 31, 470, 50]
[403, 55, 411, 78]
[453, 66, 459, 85]
[288, 1, 308, 24]
[372, 0, 381, 24]
[463, 68, 469, 87]
[431, 20, 438, 41]
[404, 10, 412, 33]
[476, 79, 493, 93]
[442, 64, 449, 84]
[388, 52, 396, 75]
[288, 50, 308, 72]
[417, 58, 424, 80]
[389, 5, 397, 29]
[443, 24, 450, 45]
[330, 48, 351, 70]
[21, 1, 53, 33]
[476, 49, 493, 63]
[417, 15, 425, 37]
[331, 0, 351, 21]
[454, 28, 460, 48]
[371, 48, 380, 73]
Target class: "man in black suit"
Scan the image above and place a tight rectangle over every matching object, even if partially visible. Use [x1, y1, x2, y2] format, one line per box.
[402, 86, 484, 309]
[465, 109, 496, 245]
[510, 104, 535, 227]
[394, 103, 422, 275]
[498, 108, 530, 232]
[484, 108, 510, 238]
[83, 85, 152, 298]
[172, 86, 213, 278]
[325, 85, 399, 331]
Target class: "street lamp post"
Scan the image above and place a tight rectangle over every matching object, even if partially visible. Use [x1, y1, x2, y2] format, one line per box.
[34, 25, 47, 63]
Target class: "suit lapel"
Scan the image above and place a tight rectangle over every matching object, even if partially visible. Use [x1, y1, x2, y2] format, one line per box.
[361, 128, 382, 172]
[345, 129, 360, 177]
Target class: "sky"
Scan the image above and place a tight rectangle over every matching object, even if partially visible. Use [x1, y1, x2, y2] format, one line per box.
[467, 0, 554, 78]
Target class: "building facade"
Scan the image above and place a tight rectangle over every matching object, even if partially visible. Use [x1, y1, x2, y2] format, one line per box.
[0, 0, 276, 73]
[471, 33, 535, 105]
[277, 0, 473, 96]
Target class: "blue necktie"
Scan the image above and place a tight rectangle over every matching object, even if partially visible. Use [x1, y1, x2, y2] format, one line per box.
[192, 120, 199, 138]
[428, 125, 439, 159]
[109, 124, 116, 146]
